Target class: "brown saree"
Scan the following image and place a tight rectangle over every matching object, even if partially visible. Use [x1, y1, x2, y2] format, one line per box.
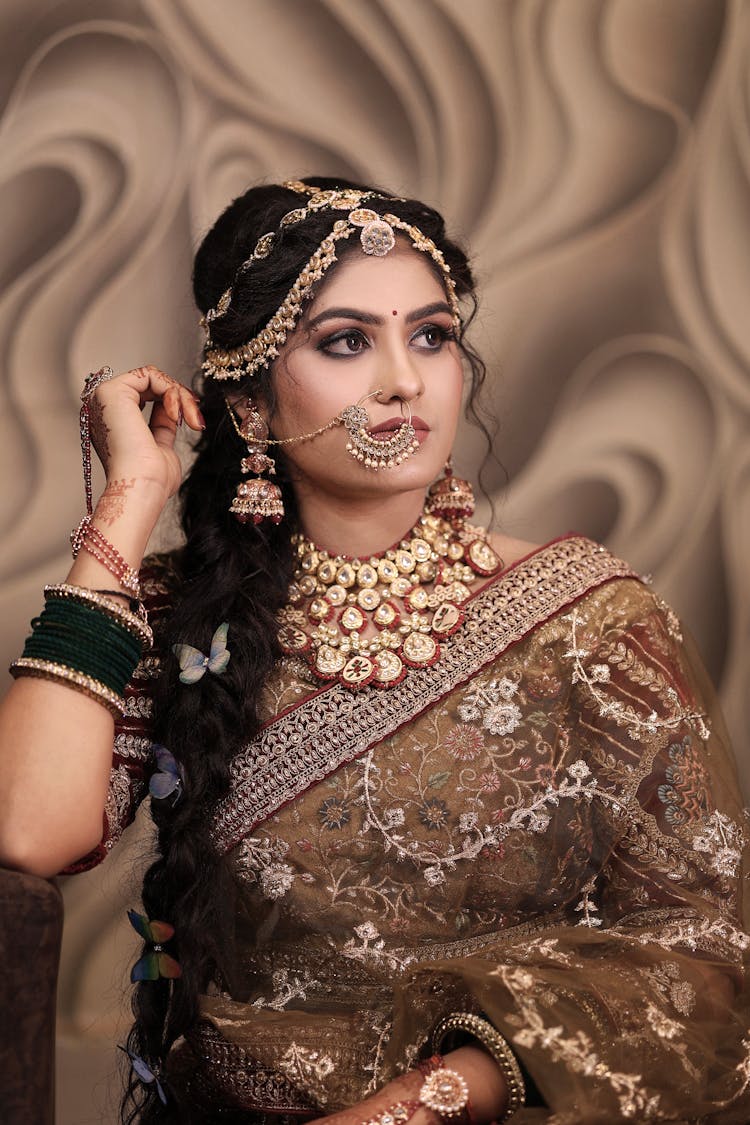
[71, 535, 750, 1124]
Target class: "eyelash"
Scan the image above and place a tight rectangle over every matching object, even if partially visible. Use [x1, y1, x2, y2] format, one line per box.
[317, 322, 455, 358]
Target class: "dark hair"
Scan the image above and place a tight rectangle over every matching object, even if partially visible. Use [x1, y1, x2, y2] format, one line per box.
[122, 178, 493, 1122]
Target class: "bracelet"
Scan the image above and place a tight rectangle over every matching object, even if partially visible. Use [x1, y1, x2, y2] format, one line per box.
[362, 1100, 420, 1125]
[418, 1054, 445, 1078]
[10, 658, 126, 716]
[431, 1014, 525, 1123]
[71, 515, 141, 599]
[45, 583, 152, 649]
[419, 1068, 470, 1122]
[93, 588, 147, 615]
[79, 365, 116, 515]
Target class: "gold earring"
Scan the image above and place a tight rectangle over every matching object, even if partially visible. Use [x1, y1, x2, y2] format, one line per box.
[227, 399, 285, 525]
[424, 457, 475, 524]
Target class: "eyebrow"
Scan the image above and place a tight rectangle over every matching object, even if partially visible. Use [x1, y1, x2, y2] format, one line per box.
[307, 301, 454, 330]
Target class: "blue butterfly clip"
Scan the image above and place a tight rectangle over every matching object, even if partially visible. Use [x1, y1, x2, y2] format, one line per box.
[119, 1045, 168, 1105]
[172, 622, 231, 684]
[148, 746, 184, 803]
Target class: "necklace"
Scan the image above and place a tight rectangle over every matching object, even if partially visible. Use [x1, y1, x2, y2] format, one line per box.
[277, 511, 503, 690]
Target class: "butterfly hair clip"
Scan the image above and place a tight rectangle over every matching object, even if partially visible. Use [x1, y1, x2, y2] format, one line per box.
[119, 1045, 168, 1105]
[128, 910, 182, 982]
[172, 622, 231, 684]
[148, 746, 184, 804]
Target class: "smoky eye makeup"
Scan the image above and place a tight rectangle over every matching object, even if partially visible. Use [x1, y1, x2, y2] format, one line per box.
[316, 327, 371, 357]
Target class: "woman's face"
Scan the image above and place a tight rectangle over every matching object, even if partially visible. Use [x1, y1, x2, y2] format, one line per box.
[266, 241, 464, 505]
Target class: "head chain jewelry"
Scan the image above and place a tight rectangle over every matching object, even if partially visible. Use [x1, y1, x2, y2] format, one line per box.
[202, 183, 462, 382]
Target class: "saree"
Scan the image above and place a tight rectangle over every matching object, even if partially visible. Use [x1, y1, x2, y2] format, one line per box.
[72, 534, 750, 1124]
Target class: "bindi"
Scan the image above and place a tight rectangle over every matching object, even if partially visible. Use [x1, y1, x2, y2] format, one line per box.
[392, 310, 398, 316]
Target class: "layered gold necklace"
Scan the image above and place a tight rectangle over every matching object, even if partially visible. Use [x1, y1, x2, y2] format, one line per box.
[278, 511, 503, 690]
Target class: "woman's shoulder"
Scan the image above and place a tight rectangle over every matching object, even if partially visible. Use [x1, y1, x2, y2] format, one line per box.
[487, 531, 544, 570]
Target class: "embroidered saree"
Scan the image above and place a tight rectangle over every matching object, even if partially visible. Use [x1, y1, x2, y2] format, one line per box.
[71, 535, 750, 1124]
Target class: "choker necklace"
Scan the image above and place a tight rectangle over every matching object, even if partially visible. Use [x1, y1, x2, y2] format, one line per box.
[277, 511, 503, 690]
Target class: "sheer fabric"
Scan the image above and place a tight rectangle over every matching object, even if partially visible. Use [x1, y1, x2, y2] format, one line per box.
[68, 537, 750, 1123]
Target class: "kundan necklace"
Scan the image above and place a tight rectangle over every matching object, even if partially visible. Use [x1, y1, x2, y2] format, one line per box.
[277, 510, 503, 690]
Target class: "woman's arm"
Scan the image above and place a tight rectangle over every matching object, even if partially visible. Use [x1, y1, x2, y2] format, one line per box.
[0, 366, 202, 876]
[308, 1046, 508, 1125]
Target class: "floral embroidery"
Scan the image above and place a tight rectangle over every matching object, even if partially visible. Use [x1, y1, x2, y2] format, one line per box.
[341, 922, 415, 972]
[494, 964, 663, 1119]
[692, 810, 745, 878]
[235, 835, 298, 900]
[419, 797, 450, 830]
[643, 962, 696, 1016]
[260, 863, 295, 899]
[317, 796, 351, 830]
[563, 607, 711, 741]
[251, 967, 314, 1011]
[278, 1042, 334, 1083]
[574, 875, 603, 928]
[657, 737, 709, 825]
[457, 677, 522, 735]
[443, 724, 485, 760]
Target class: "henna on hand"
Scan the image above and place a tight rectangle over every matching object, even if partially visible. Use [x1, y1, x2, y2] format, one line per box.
[96, 478, 136, 526]
[89, 394, 112, 469]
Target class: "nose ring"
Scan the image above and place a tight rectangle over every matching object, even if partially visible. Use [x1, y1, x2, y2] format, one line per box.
[338, 391, 418, 470]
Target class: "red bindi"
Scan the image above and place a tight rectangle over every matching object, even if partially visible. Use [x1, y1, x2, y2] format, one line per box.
[392, 309, 398, 316]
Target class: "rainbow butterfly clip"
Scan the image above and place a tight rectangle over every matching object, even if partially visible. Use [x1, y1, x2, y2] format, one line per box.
[128, 910, 182, 982]
[172, 622, 231, 684]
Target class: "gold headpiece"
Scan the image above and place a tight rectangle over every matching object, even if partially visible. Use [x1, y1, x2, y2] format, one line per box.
[201, 182, 461, 382]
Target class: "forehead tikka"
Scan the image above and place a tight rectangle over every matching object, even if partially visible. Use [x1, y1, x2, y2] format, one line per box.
[201, 185, 462, 382]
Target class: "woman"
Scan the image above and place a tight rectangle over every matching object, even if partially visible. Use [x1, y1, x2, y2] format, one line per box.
[1, 178, 748, 1125]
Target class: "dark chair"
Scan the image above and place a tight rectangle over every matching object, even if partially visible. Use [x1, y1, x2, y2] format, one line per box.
[0, 866, 63, 1125]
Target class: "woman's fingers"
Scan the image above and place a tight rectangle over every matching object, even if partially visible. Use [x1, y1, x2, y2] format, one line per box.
[97, 365, 205, 431]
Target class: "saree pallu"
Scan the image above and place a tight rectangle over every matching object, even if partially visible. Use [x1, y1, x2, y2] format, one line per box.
[70, 536, 750, 1124]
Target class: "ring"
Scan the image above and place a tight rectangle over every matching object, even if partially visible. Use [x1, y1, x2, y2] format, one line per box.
[81, 365, 116, 402]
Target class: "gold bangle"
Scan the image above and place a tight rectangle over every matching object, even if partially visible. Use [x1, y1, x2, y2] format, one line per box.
[9, 658, 126, 717]
[45, 583, 152, 649]
[431, 1013, 525, 1122]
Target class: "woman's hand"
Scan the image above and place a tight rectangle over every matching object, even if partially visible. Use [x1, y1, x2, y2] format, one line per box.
[87, 364, 205, 503]
[305, 1046, 508, 1125]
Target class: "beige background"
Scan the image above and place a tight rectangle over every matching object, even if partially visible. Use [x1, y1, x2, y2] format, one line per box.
[0, 1, 748, 1122]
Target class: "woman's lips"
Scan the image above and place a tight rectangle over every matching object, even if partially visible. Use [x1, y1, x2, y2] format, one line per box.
[368, 416, 430, 443]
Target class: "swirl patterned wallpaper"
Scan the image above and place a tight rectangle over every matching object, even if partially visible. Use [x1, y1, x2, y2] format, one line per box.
[0, 1, 748, 1121]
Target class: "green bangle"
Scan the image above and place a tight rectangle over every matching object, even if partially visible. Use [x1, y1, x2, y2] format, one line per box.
[17, 598, 143, 696]
[431, 1012, 526, 1122]
[45, 583, 152, 649]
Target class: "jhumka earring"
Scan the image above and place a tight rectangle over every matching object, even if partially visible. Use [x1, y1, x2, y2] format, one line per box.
[227, 399, 285, 525]
[425, 457, 475, 524]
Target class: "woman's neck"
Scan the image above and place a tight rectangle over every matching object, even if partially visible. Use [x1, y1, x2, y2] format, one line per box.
[294, 487, 428, 558]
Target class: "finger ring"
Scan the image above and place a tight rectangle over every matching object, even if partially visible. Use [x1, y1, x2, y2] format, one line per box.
[81, 365, 116, 402]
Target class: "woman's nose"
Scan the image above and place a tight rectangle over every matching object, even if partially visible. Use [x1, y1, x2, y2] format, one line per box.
[377, 337, 424, 403]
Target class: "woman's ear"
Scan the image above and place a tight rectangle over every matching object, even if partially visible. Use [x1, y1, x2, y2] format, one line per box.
[226, 392, 271, 427]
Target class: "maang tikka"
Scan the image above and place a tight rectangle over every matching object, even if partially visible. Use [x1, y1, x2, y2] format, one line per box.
[227, 400, 285, 525]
